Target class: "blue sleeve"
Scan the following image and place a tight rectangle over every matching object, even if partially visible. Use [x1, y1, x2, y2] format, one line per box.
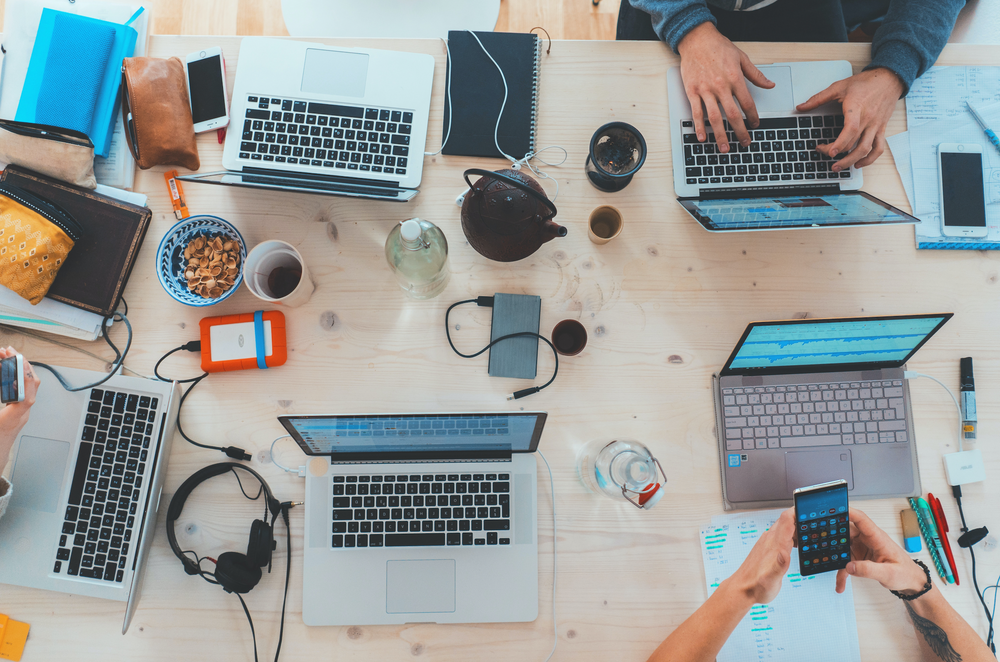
[866, 0, 966, 95]
[627, 0, 717, 53]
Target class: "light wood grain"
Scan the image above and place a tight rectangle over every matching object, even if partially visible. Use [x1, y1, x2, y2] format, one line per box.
[0, 0, 622, 39]
[2, 37, 1000, 662]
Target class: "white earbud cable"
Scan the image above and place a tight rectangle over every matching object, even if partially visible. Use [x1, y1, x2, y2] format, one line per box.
[537, 450, 558, 661]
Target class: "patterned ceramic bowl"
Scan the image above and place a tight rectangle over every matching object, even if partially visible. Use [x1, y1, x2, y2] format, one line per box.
[156, 215, 246, 307]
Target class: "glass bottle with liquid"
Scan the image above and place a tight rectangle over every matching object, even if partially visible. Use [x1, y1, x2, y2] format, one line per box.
[578, 438, 666, 509]
[384, 218, 450, 299]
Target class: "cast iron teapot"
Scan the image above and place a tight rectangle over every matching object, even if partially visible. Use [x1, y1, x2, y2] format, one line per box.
[461, 168, 566, 262]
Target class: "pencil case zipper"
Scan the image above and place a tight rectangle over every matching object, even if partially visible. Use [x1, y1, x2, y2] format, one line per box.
[0, 183, 84, 241]
[0, 119, 93, 148]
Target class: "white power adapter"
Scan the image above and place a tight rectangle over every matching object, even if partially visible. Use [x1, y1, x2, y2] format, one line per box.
[944, 448, 986, 486]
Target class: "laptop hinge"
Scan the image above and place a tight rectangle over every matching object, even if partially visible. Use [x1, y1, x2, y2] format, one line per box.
[242, 166, 401, 189]
[329, 456, 512, 465]
[695, 184, 841, 199]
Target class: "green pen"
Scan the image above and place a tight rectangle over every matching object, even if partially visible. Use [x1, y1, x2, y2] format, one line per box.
[914, 497, 954, 584]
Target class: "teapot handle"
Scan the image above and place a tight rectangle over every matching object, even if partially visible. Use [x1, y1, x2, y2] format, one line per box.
[463, 168, 558, 218]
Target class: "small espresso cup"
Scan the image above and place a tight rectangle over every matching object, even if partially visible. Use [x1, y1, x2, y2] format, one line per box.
[552, 319, 588, 356]
[243, 240, 315, 307]
[588, 205, 623, 244]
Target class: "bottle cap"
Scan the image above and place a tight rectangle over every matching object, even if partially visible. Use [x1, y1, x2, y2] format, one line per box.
[637, 482, 664, 509]
[400, 219, 422, 242]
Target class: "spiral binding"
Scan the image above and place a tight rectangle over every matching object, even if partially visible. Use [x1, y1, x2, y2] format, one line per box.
[529, 35, 541, 155]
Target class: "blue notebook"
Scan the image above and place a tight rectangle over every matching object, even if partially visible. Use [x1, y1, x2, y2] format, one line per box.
[15, 9, 141, 158]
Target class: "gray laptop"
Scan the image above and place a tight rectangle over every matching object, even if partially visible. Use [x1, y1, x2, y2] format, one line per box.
[667, 60, 919, 232]
[178, 37, 434, 202]
[0, 365, 179, 633]
[713, 314, 952, 509]
[279, 411, 545, 626]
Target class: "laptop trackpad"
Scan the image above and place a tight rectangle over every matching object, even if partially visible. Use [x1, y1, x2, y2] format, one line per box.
[10, 436, 71, 513]
[785, 449, 854, 494]
[386, 560, 456, 614]
[750, 66, 794, 113]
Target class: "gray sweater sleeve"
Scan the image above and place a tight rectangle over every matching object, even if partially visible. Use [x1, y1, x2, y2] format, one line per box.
[0, 477, 10, 522]
[863, 0, 964, 94]
[627, 0, 716, 52]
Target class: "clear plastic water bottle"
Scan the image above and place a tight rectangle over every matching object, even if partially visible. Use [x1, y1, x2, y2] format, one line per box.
[384, 218, 450, 299]
[578, 439, 665, 509]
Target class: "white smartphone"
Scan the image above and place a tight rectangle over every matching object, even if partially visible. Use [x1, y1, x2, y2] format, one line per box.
[185, 47, 229, 134]
[938, 143, 988, 238]
[1, 355, 24, 403]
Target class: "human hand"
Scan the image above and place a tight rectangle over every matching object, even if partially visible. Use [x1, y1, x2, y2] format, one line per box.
[796, 67, 904, 172]
[835, 508, 929, 595]
[0, 347, 40, 469]
[677, 22, 774, 154]
[728, 508, 795, 605]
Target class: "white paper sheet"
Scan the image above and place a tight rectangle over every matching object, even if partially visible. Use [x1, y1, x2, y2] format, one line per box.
[700, 509, 861, 662]
[886, 131, 915, 212]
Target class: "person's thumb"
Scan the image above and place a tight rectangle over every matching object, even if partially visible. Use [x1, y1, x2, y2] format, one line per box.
[740, 53, 774, 89]
[846, 560, 895, 588]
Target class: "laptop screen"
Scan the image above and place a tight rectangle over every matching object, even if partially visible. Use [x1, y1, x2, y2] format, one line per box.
[279, 412, 546, 460]
[678, 191, 918, 232]
[721, 314, 952, 375]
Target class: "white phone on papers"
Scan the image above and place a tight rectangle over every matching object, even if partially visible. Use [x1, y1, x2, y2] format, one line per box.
[938, 143, 988, 238]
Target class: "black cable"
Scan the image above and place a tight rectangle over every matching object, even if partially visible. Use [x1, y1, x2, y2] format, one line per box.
[120, 296, 128, 317]
[955, 492, 997, 654]
[154, 343, 251, 461]
[445, 297, 559, 399]
[273, 503, 293, 662]
[236, 593, 260, 662]
[33, 311, 133, 391]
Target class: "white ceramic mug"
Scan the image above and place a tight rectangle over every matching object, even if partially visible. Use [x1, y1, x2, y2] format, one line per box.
[243, 240, 314, 307]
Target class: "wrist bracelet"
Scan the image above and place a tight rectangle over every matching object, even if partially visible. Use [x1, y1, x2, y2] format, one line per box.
[890, 559, 933, 601]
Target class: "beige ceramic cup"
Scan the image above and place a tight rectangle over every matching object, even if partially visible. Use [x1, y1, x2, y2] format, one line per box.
[588, 205, 623, 244]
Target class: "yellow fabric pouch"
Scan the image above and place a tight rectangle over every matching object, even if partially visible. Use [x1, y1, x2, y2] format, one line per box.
[0, 183, 82, 304]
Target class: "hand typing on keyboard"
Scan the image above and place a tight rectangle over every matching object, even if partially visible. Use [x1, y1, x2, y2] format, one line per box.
[676, 22, 775, 153]
[0, 347, 40, 473]
[796, 67, 905, 172]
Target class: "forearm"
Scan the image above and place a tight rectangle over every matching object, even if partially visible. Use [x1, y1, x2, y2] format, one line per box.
[626, 0, 715, 52]
[867, 0, 965, 94]
[905, 586, 994, 662]
[647, 578, 754, 662]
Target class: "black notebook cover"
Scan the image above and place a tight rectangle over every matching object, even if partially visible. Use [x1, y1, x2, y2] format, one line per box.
[442, 31, 540, 159]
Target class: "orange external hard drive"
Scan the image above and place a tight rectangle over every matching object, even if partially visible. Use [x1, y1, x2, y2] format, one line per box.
[199, 310, 287, 373]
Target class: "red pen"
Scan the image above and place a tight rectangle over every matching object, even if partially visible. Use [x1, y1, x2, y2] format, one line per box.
[928, 493, 960, 585]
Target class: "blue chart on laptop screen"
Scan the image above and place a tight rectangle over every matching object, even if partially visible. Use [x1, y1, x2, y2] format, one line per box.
[684, 194, 911, 230]
[730, 317, 946, 369]
[286, 414, 540, 454]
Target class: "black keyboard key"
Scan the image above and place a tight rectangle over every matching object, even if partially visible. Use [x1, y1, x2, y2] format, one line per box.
[798, 116, 812, 127]
[385, 533, 445, 547]
[332, 535, 344, 548]
[245, 109, 270, 120]
[447, 533, 461, 546]
[484, 520, 510, 531]
[309, 102, 363, 118]
[114, 393, 127, 413]
[487, 532, 498, 545]
[403, 112, 413, 123]
[69, 443, 93, 505]
[68, 547, 83, 575]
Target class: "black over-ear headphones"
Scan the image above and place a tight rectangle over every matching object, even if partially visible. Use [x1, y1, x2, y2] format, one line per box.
[166, 462, 281, 594]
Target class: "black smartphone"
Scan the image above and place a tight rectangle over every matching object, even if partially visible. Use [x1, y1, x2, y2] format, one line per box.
[793, 479, 850, 576]
[0, 355, 24, 403]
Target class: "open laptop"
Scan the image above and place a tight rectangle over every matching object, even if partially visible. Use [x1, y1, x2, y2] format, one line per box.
[178, 37, 434, 202]
[0, 365, 179, 633]
[279, 411, 545, 626]
[667, 61, 920, 232]
[713, 314, 952, 509]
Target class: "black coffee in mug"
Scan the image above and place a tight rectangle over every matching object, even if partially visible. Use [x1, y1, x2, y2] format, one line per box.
[267, 266, 302, 299]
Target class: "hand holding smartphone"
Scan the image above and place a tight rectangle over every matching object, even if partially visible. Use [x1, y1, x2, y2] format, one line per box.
[1, 354, 24, 403]
[938, 143, 988, 238]
[186, 47, 229, 134]
[794, 479, 850, 576]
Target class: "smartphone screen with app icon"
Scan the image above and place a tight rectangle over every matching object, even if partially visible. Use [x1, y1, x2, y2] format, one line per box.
[793, 479, 850, 576]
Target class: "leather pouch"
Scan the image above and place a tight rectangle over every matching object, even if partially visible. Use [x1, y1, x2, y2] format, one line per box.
[0, 183, 82, 304]
[0, 120, 97, 189]
[121, 57, 200, 170]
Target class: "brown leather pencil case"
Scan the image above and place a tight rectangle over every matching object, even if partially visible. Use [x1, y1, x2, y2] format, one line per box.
[121, 57, 200, 170]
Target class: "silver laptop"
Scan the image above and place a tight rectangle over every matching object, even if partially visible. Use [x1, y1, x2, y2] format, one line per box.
[279, 411, 546, 626]
[668, 60, 919, 232]
[178, 37, 434, 201]
[0, 365, 179, 633]
[713, 314, 952, 509]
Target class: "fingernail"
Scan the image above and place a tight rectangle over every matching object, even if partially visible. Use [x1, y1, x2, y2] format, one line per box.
[846, 562, 856, 574]
[832, 166, 840, 172]
[721, 144, 728, 153]
[752, 121, 759, 129]
[741, 139, 750, 147]
[830, 150, 838, 158]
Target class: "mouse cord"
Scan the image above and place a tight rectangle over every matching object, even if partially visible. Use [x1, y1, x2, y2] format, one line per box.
[33, 311, 133, 391]
[445, 297, 558, 399]
[154, 343, 252, 461]
[537, 450, 558, 662]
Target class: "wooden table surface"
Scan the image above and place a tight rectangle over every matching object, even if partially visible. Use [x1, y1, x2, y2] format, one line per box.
[3, 36, 1000, 662]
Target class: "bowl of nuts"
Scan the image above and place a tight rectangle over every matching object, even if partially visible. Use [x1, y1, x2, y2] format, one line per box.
[156, 215, 247, 306]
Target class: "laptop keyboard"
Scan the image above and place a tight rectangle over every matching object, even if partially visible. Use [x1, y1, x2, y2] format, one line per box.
[53, 388, 159, 582]
[331, 473, 511, 549]
[239, 95, 413, 176]
[683, 116, 854, 185]
[722, 380, 906, 451]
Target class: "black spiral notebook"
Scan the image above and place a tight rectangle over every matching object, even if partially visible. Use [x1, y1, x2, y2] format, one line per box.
[442, 31, 541, 159]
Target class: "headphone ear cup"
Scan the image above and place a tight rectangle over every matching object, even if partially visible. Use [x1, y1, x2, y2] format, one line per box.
[214, 552, 262, 594]
[246, 519, 274, 568]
